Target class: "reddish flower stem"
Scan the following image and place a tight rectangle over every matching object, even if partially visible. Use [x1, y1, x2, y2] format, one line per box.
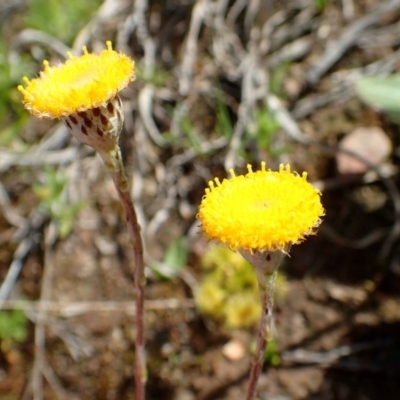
[240, 249, 287, 400]
[245, 275, 270, 400]
[102, 148, 146, 400]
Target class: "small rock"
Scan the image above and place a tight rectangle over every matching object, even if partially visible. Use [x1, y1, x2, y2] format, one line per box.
[336, 126, 391, 174]
[222, 338, 246, 361]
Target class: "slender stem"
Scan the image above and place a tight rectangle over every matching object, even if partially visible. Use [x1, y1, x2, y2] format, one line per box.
[240, 249, 288, 400]
[100, 148, 146, 400]
[245, 273, 270, 400]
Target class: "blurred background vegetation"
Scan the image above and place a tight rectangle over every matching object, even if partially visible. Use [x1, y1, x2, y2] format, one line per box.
[1, 0, 400, 399]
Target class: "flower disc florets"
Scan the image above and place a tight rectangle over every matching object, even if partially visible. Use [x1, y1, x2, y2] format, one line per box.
[18, 41, 135, 119]
[197, 162, 324, 252]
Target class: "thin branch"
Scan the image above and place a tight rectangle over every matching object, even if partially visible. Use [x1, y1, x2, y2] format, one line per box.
[32, 222, 58, 400]
[307, 0, 400, 84]
[1, 298, 195, 316]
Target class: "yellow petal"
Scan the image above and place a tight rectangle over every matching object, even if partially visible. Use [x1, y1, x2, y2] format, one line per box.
[18, 41, 135, 119]
[197, 162, 324, 252]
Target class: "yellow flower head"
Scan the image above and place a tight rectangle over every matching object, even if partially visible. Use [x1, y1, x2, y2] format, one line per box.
[18, 41, 135, 119]
[197, 162, 324, 252]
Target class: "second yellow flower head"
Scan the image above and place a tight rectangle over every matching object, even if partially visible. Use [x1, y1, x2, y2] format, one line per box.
[197, 162, 324, 252]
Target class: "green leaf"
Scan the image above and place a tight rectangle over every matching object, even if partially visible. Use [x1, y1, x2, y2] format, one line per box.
[33, 166, 84, 237]
[148, 237, 188, 281]
[0, 310, 27, 342]
[164, 236, 188, 272]
[265, 339, 281, 366]
[0, 116, 28, 146]
[315, 0, 329, 11]
[215, 90, 233, 139]
[356, 75, 400, 123]
[24, 0, 101, 44]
